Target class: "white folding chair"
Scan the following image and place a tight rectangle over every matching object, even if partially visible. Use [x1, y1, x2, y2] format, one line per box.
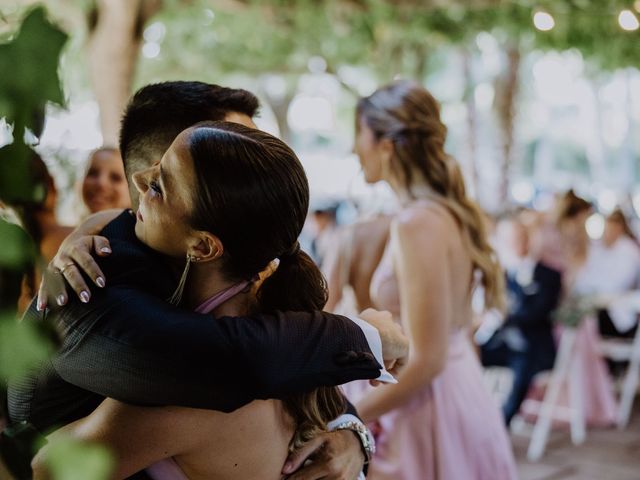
[599, 321, 640, 429]
[524, 326, 586, 461]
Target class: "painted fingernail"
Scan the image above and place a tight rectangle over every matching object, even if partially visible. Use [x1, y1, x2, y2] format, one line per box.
[96, 276, 105, 288]
[80, 291, 90, 303]
[56, 295, 66, 306]
[100, 247, 111, 254]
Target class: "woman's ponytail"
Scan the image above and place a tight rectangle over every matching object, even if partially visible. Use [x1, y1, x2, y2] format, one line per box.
[256, 244, 346, 450]
[257, 243, 328, 313]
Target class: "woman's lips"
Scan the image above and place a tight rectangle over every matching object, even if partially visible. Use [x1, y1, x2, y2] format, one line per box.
[137, 210, 143, 222]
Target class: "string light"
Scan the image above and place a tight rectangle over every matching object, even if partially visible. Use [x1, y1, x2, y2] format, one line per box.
[618, 9, 640, 31]
[533, 11, 555, 31]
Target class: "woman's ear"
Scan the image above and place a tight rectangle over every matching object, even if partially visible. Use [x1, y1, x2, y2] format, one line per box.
[378, 137, 394, 179]
[188, 231, 224, 263]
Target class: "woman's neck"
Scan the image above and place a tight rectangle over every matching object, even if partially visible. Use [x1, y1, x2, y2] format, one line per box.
[183, 263, 251, 317]
[391, 179, 436, 206]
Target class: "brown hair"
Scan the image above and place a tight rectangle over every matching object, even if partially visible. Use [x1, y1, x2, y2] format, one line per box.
[607, 208, 637, 243]
[553, 189, 592, 225]
[186, 122, 344, 449]
[357, 81, 505, 310]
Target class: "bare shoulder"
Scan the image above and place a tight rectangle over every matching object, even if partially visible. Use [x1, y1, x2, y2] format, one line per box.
[352, 214, 392, 238]
[393, 202, 454, 241]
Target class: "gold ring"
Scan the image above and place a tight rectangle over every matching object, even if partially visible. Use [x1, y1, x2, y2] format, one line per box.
[59, 263, 76, 274]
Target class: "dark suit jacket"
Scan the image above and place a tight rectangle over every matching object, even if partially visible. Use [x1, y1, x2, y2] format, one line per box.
[501, 262, 562, 362]
[8, 210, 380, 433]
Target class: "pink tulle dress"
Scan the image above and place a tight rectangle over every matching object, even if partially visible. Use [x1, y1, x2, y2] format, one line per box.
[344, 244, 518, 480]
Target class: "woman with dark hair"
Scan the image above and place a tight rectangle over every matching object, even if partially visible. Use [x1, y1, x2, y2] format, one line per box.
[13, 154, 73, 314]
[351, 81, 516, 479]
[32, 121, 348, 480]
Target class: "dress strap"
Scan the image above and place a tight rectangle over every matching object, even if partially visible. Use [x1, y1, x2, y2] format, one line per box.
[195, 281, 250, 314]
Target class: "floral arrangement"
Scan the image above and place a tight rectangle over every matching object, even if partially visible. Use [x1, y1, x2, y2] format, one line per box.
[553, 295, 597, 328]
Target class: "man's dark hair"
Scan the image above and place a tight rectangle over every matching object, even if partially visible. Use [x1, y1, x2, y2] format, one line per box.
[119, 81, 259, 176]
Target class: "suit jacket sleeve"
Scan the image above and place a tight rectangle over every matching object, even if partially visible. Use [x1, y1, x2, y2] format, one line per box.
[23, 289, 380, 413]
[503, 266, 562, 329]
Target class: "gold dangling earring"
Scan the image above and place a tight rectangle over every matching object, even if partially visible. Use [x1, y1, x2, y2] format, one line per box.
[168, 253, 195, 305]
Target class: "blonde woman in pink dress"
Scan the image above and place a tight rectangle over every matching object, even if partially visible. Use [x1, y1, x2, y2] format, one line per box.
[352, 81, 517, 480]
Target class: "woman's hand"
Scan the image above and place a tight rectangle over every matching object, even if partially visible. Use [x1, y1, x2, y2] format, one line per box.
[282, 430, 365, 480]
[37, 209, 122, 310]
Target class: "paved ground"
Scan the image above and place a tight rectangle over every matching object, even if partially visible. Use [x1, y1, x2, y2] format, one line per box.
[513, 400, 640, 480]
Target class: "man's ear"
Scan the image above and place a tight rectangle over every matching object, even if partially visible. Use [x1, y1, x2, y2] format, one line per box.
[188, 231, 224, 263]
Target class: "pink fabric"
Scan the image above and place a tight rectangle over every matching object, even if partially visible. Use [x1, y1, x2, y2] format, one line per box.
[349, 331, 517, 480]
[194, 281, 250, 314]
[572, 317, 617, 426]
[146, 281, 248, 480]
[524, 317, 616, 427]
[356, 244, 518, 480]
[146, 459, 190, 480]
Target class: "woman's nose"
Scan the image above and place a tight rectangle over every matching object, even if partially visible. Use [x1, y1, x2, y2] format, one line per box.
[131, 170, 148, 194]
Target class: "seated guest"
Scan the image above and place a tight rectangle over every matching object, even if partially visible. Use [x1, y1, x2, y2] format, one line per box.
[481, 216, 562, 425]
[574, 208, 640, 338]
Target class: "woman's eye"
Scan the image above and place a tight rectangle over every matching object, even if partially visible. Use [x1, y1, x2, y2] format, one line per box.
[150, 180, 162, 196]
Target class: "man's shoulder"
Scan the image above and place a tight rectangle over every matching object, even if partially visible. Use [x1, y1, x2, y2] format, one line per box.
[96, 210, 175, 296]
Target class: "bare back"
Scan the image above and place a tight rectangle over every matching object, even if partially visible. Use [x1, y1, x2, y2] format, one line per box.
[373, 200, 474, 332]
[173, 399, 295, 480]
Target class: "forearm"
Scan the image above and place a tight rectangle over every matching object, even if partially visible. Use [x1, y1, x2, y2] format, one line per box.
[356, 356, 442, 423]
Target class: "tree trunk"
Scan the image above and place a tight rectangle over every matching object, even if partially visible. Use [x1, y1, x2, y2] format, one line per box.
[87, 0, 161, 146]
[462, 48, 479, 199]
[494, 46, 520, 205]
[262, 89, 295, 145]
[586, 78, 607, 185]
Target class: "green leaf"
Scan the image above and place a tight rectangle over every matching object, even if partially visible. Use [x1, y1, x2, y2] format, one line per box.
[0, 314, 52, 381]
[46, 437, 114, 480]
[0, 219, 35, 269]
[0, 6, 67, 110]
[0, 6, 68, 204]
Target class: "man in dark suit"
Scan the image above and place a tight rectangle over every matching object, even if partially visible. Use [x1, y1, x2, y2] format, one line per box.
[5, 82, 406, 479]
[481, 217, 562, 425]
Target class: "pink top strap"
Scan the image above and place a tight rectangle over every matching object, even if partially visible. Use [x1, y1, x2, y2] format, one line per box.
[194, 281, 251, 314]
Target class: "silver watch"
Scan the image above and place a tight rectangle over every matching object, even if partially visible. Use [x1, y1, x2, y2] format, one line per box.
[334, 420, 375, 463]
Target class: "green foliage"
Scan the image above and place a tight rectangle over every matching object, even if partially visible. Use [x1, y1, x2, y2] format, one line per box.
[553, 294, 596, 327]
[0, 313, 52, 381]
[134, 0, 639, 92]
[0, 219, 35, 270]
[0, 4, 65, 389]
[45, 436, 114, 480]
[0, 6, 67, 204]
